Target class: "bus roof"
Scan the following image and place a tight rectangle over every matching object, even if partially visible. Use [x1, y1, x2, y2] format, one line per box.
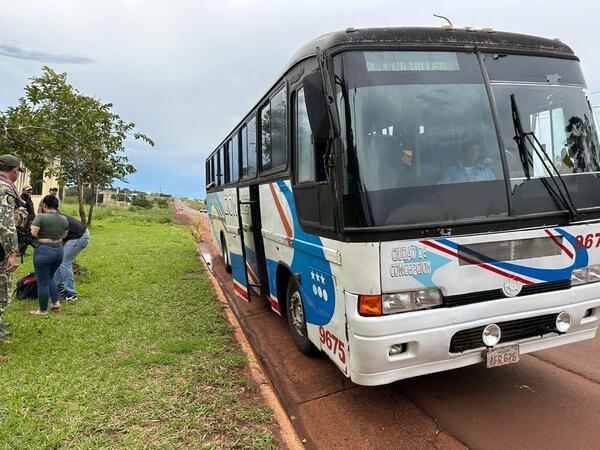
[288, 27, 576, 69]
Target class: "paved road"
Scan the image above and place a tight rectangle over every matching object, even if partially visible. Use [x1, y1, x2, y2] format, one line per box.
[188, 206, 600, 450]
[173, 198, 203, 226]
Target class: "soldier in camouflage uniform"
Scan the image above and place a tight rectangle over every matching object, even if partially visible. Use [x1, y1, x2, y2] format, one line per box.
[0, 154, 25, 339]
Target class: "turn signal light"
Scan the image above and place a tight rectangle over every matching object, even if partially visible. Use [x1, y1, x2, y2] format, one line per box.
[358, 295, 382, 316]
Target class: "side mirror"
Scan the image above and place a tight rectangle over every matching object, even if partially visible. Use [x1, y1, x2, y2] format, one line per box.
[303, 71, 332, 142]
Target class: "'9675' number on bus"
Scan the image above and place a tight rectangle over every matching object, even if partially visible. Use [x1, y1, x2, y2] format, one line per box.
[319, 326, 346, 364]
[576, 233, 600, 250]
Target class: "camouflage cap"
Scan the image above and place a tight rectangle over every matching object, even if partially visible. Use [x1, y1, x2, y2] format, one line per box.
[0, 154, 24, 171]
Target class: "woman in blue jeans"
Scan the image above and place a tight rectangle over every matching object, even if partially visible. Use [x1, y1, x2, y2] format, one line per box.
[29, 196, 69, 315]
[54, 212, 89, 301]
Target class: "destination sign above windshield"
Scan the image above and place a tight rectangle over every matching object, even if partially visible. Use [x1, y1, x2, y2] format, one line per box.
[364, 51, 460, 72]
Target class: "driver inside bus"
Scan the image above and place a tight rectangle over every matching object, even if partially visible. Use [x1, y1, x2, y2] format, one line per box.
[439, 142, 496, 184]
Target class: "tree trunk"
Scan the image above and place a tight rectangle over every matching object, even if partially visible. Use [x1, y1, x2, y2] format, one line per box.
[76, 175, 87, 223]
[87, 183, 97, 226]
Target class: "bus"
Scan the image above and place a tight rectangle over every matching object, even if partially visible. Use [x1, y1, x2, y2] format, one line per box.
[205, 26, 600, 386]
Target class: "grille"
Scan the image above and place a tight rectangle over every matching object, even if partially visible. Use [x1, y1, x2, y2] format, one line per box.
[444, 280, 571, 308]
[449, 313, 559, 353]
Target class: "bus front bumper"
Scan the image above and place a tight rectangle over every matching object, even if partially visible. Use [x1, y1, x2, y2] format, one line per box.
[345, 284, 600, 386]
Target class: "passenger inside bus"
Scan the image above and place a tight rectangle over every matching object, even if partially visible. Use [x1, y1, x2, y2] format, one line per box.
[363, 133, 418, 187]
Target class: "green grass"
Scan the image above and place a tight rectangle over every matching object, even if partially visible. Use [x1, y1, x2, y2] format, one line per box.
[0, 206, 275, 449]
[182, 199, 205, 210]
[60, 203, 174, 225]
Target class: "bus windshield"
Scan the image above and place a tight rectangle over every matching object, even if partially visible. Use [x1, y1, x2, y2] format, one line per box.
[487, 54, 600, 216]
[334, 51, 600, 228]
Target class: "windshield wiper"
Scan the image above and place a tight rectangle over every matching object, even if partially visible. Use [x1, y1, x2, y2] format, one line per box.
[510, 94, 532, 179]
[510, 94, 578, 221]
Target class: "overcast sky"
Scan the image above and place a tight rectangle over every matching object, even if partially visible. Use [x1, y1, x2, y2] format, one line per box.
[1, 0, 598, 198]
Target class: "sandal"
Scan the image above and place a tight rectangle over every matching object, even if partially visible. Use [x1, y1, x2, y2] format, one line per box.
[50, 303, 61, 312]
[29, 310, 49, 316]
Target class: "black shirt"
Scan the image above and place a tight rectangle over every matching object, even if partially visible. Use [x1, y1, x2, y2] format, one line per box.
[21, 193, 35, 222]
[61, 213, 87, 242]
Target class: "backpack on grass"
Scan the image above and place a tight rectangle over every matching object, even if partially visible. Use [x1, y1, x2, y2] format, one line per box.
[15, 272, 37, 300]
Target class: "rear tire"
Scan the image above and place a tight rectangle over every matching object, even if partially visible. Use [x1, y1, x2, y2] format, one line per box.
[221, 235, 232, 273]
[286, 278, 317, 355]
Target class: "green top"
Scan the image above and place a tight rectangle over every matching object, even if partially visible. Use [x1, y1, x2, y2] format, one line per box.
[32, 212, 69, 240]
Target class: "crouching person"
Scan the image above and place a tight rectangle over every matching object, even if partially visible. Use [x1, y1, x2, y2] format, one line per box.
[54, 211, 89, 301]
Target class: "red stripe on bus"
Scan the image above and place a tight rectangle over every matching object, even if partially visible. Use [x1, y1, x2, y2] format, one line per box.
[420, 240, 534, 285]
[544, 229, 574, 259]
[269, 183, 293, 244]
[233, 281, 249, 301]
[270, 295, 281, 314]
[246, 262, 260, 285]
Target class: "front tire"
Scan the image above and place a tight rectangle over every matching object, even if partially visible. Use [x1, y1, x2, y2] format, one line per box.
[286, 278, 317, 355]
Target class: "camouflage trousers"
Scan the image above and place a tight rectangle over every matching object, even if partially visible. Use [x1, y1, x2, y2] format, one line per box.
[0, 267, 12, 320]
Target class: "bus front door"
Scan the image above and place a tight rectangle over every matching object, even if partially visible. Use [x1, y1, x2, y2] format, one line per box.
[238, 185, 268, 300]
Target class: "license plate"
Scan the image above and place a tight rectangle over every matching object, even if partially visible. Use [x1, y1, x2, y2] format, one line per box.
[485, 344, 519, 368]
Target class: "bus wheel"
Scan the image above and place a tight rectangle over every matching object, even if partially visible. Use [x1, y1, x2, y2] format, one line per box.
[286, 278, 317, 355]
[221, 235, 232, 273]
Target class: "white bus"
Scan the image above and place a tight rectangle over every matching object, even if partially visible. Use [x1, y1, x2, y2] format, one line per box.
[205, 27, 600, 386]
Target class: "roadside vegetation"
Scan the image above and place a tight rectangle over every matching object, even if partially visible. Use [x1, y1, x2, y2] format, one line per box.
[183, 199, 205, 210]
[0, 204, 275, 449]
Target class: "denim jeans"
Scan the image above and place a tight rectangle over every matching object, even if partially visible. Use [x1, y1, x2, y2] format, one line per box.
[34, 243, 64, 312]
[54, 231, 90, 297]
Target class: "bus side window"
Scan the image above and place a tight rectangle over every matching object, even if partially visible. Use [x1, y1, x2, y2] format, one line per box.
[224, 140, 231, 184]
[261, 87, 287, 173]
[296, 88, 327, 183]
[242, 117, 257, 179]
[230, 133, 240, 183]
[210, 155, 216, 186]
[217, 146, 224, 186]
[296, 88, 315, 182]
[293, 87, 334, 229]
[205, 159, 212, 188]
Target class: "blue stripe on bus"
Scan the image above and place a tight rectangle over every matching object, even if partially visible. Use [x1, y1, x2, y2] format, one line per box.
[230, 252, 247, 288]
[274, 181, 335, 326]
[437, 228, 587, 282]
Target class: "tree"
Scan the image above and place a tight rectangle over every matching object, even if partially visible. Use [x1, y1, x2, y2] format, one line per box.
[0, 67, 154, 225]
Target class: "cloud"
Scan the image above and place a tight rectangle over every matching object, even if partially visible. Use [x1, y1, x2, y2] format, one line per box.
[0, 43, 94, 64]
[124, 146, 152, 154]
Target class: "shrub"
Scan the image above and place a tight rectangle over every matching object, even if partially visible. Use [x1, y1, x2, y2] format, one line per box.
[131, 197, 153, 209]
[154, 198, 169, 209]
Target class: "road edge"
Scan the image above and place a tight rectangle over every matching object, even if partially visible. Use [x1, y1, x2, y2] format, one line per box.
[193, 239, 305, 450]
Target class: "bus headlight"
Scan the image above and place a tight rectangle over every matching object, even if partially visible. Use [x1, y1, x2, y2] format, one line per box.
[382, 289, 442, 314]
[571, 265, 600, 286]
[555, 311, 572, 333]
[482, 323, 502, 347]
[358, 289, 443, 316]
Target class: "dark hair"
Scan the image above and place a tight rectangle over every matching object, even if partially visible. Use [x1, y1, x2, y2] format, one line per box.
[43, 196, 59, 209]
[0, 165, 14, 172]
